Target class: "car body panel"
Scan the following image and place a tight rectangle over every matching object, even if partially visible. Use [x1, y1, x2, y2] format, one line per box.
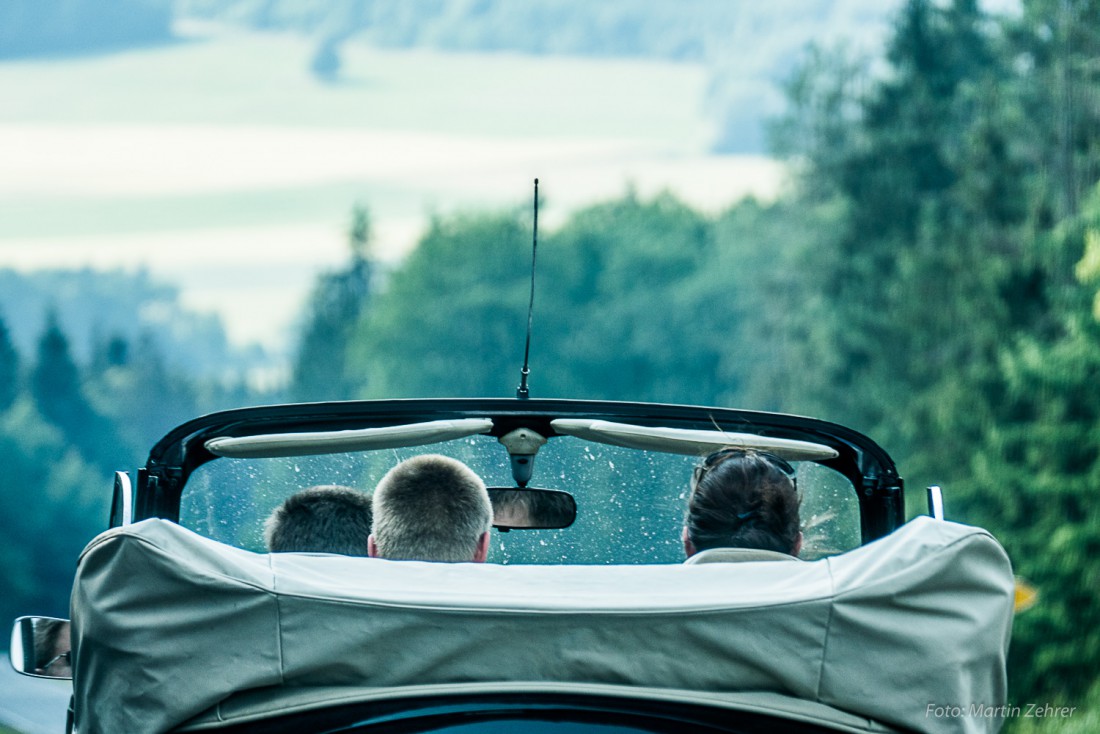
[15, 397, 1016, 734]
[70, 514, 1013, 734]
[176, 683, 904, 734]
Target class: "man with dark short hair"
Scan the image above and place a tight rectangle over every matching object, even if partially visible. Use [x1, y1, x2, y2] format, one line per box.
[368, 454, 492, 563]
[264, 484, 373, 556]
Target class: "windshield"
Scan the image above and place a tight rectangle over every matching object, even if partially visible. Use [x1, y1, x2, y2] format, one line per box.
[181, 434, 860, 563]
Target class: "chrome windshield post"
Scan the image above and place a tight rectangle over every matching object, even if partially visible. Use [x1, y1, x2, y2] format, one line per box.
[926, 485, 944, 520]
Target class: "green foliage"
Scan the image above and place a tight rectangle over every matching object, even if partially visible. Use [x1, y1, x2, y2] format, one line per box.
[974, 323, 1100, 687]
[348, 192, 807, 405]
[354, 210, 531, 398]
[765, 0, 1100, 710]
[539, 192, 713, 401]
[1010, 676, 1100, 733]
[0, 398, 106, 627]
[291, 206, 375, 402]
[0, 310, 18, 412]
[85, 333, 201, 456]
[708, 197, 841, 413]
[769, 0, 1070, 446]
[1079, 226, 1100, 318]
[30, 312, 127, 472]
[31, 312, 88, 432]
[769, 44, 869, 195]
[0, 285, 265, 631]
[1011, 0, 1100, 221]
[952, 193, 1100, 710]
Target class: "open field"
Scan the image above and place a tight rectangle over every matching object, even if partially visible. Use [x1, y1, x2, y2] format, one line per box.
[0, 27, 784, 350]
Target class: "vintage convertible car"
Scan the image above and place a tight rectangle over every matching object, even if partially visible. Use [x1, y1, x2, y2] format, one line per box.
[10, 397, 1016, 734]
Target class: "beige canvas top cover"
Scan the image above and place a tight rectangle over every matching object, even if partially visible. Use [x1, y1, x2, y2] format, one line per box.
[70, 517, 1014, 734]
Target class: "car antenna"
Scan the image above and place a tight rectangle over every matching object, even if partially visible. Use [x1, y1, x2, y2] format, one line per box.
[516, 177, 538, 400]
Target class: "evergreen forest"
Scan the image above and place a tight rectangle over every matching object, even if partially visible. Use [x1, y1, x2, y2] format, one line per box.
[0, 1, 1098, 729]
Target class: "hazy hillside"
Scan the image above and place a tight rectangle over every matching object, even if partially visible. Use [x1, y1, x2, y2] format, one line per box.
[0, 269, 268, 381]
[0, 0, 173, 59]
[1, 1, 1021, 152]
[175, 0, 904, 152]
[176, 0, 895, 61]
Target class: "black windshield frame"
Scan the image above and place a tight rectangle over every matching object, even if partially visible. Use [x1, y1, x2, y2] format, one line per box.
[124, 398, 904, 544]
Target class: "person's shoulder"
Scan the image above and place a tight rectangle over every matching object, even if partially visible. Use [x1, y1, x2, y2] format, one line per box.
[683, 547, 803, 564]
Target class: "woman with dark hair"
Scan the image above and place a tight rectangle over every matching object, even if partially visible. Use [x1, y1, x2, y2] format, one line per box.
[682, 447, 802, 561]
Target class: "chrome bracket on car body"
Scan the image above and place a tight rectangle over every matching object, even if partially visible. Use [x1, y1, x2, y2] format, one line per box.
[110, 471, 133, 527]
[926, 485, 945, 520]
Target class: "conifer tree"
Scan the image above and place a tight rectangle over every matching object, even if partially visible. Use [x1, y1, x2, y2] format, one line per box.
[291, 205, 375, 401]
[31, 310, 88, 433]
[30, 311, 126, 471]
[0, 310, 18, 412]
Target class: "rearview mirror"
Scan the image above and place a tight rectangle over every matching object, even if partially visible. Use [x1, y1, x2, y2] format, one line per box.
[488, 487, 576, 530]
[10, 616, 72, 680]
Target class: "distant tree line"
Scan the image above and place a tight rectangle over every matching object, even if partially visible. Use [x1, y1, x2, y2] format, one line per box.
[0, 0, 173, 59]
[0, 269, 252, 380]
[765, 2, 1100, 722]
[287, 1, 1100, 729]
[177, 0, 785, 61]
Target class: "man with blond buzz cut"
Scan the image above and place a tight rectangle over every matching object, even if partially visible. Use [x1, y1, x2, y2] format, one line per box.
[368, 454, 493, 563]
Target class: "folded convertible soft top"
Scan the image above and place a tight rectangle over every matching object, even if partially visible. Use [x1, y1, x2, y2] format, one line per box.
[70, 517, 1014, 734]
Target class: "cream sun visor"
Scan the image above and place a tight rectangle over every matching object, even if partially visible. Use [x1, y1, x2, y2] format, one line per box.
[204, 418, 494, 459]
[550, 419, 839, 461]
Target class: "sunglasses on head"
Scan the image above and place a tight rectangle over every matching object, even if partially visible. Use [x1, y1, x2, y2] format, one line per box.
[693, 447, 798, 485]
